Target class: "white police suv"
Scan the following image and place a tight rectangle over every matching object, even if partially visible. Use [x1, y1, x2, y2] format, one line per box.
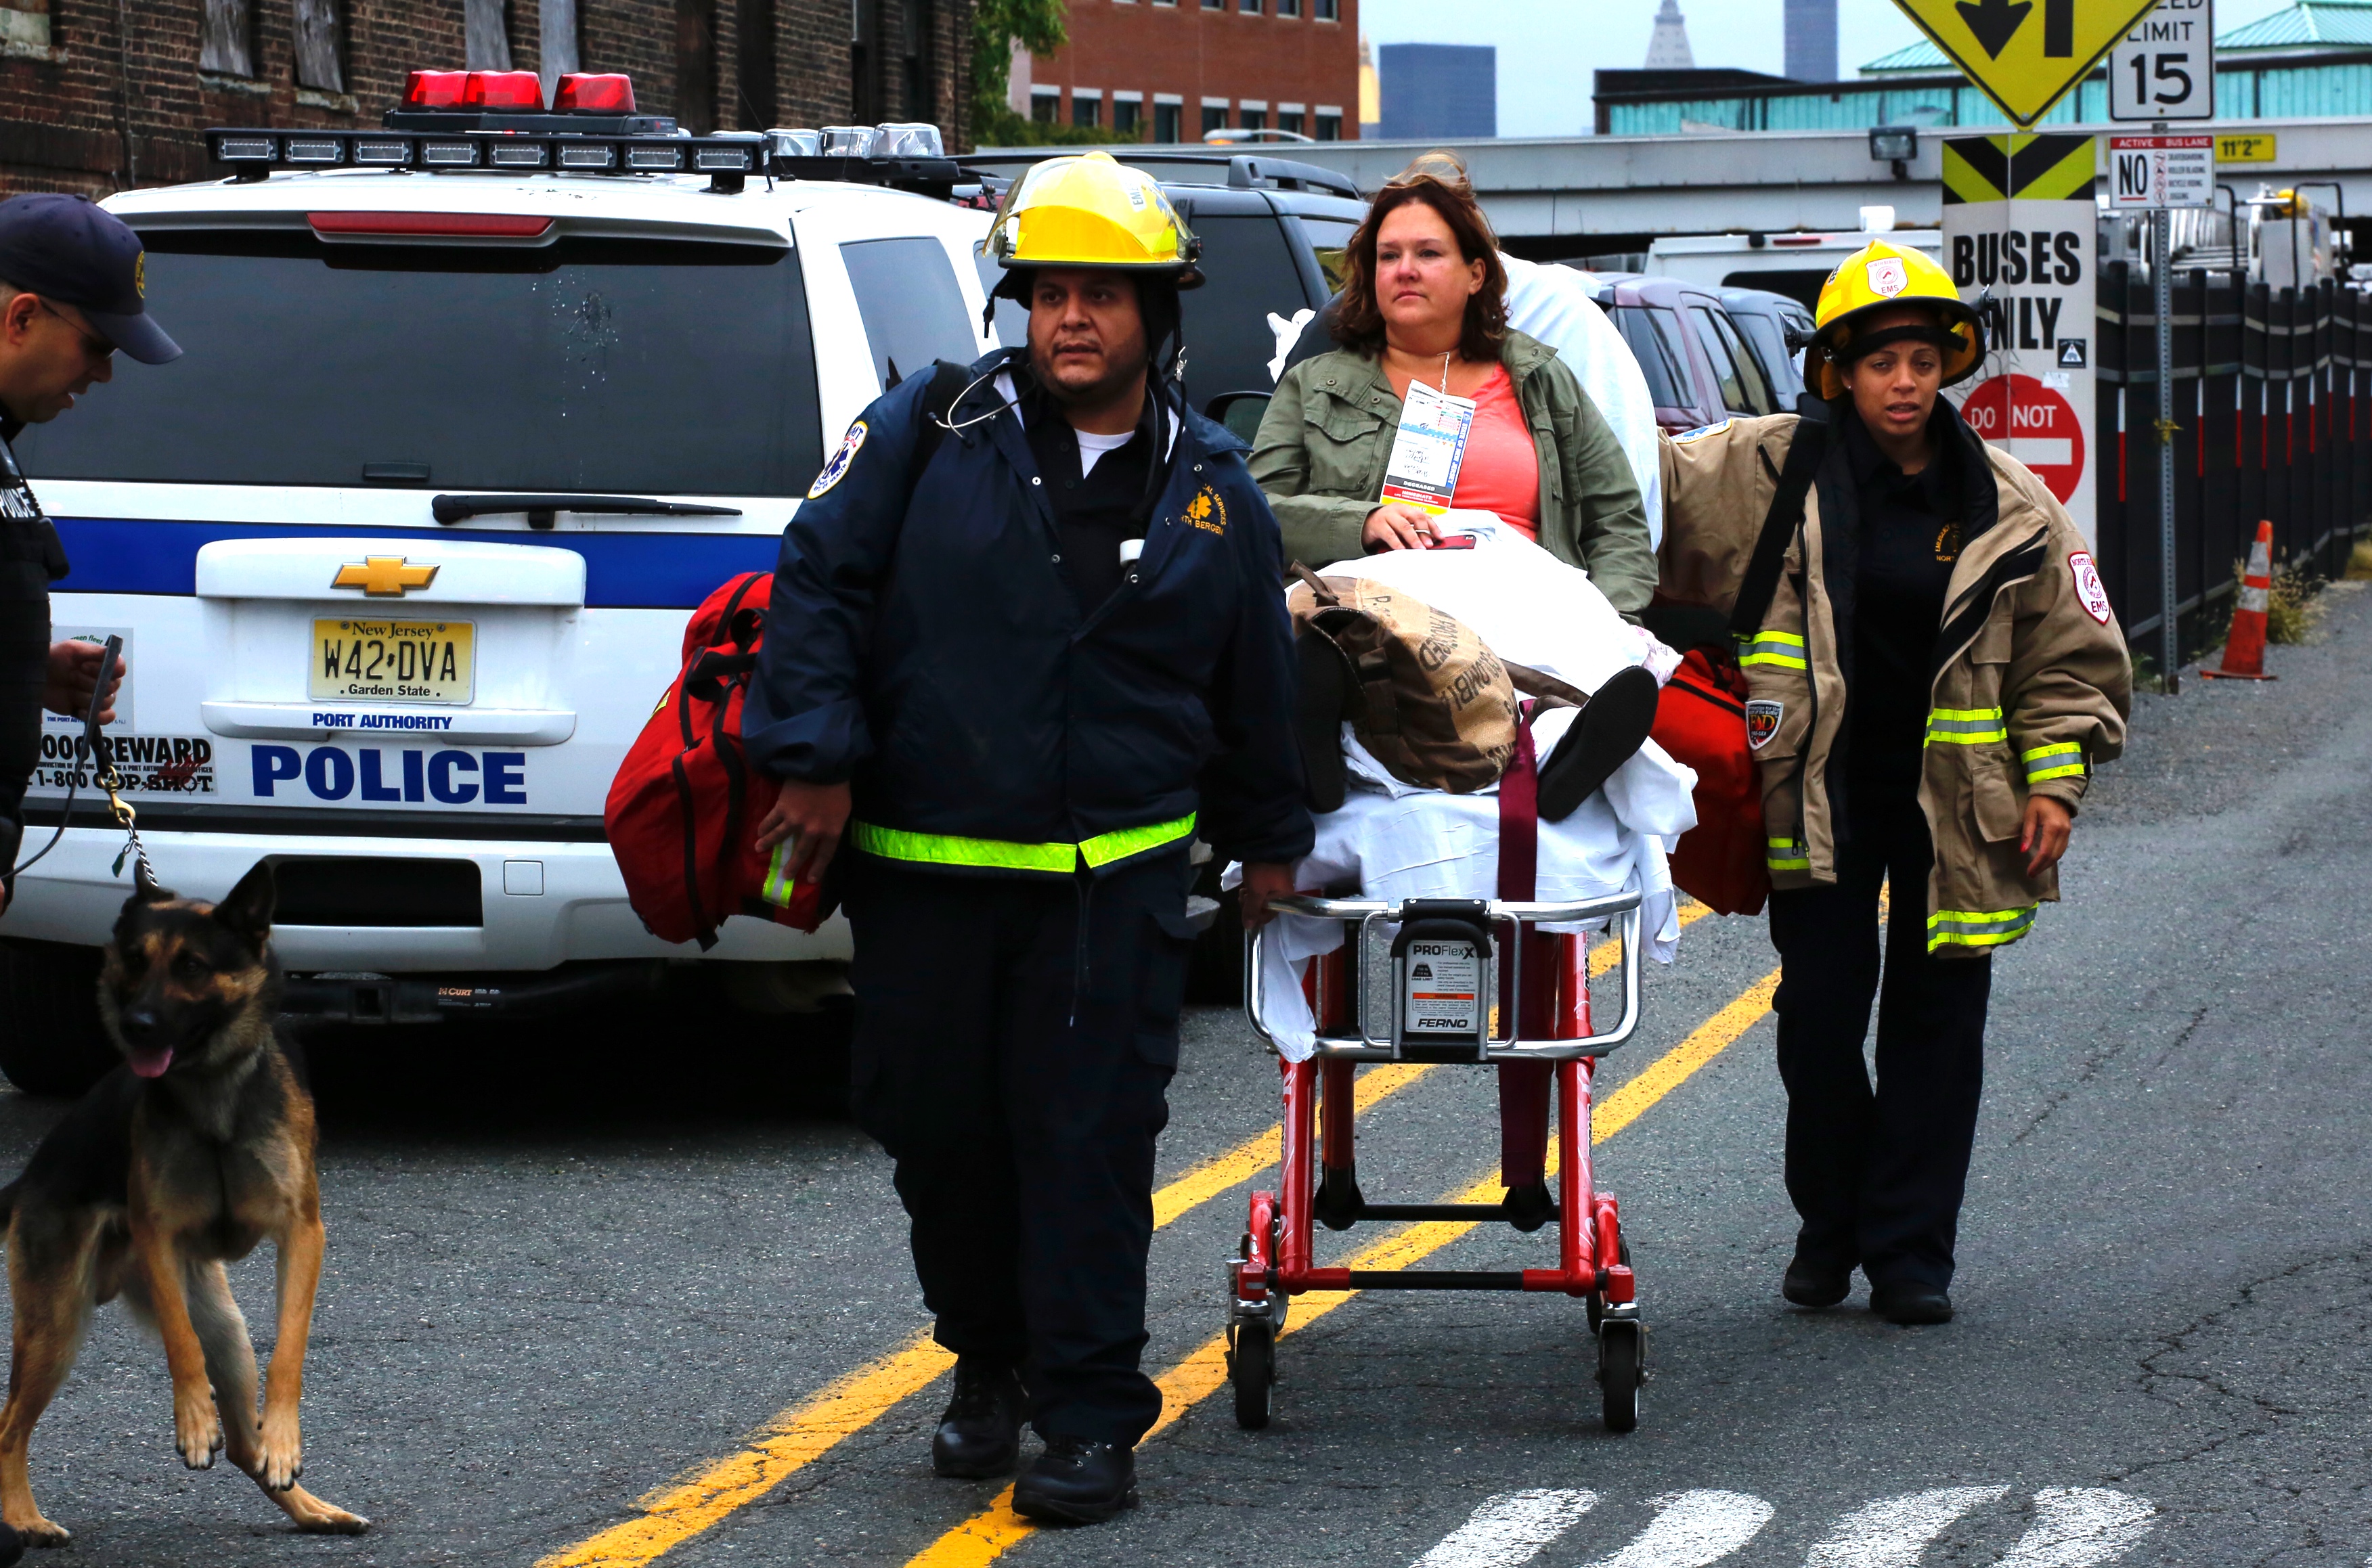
[0, 69, 997, 1090]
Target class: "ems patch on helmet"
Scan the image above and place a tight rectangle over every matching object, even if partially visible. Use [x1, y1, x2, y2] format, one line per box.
[1746, 699, 1784, 750]
[1186, 485, 1228, 536]
[1866, 256, 1910, 297]
[2069, 550, 2113, 625]
[809, 420, 868, 499]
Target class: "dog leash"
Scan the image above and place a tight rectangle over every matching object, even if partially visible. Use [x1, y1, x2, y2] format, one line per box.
[94, 738, 156, 887]
[9, 635, 151, 885]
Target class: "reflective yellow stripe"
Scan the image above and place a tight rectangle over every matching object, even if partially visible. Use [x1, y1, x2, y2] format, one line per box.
[1079, 813, 1199, 869]
[1736, 630, 1808, 670]
[1925, 706, 2007, 746]
[849, 813, 1197, 875]
[2019, 741, 2086, 783]
[1765, 836, 1810, 872]
[760, 840, 798, 908]
[1925, 904, 2037, 950]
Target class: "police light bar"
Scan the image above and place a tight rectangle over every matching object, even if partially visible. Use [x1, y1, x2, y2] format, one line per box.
[554, 73, 636, 113]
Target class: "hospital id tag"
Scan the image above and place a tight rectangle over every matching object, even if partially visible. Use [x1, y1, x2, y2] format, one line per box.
[1379, 379, 1476, 516]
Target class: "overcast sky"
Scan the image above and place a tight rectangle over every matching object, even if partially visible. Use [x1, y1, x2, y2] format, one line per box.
[1358, 0, 2298, 137]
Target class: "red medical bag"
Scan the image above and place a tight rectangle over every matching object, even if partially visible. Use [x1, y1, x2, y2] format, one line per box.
[1648, 648, 1767, 917]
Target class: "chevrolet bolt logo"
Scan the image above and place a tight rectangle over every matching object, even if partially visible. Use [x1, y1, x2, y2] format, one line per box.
[331, 556, 439, 596]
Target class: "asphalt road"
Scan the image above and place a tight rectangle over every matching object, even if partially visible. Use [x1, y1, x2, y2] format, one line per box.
[4, 587, 2371, 1567]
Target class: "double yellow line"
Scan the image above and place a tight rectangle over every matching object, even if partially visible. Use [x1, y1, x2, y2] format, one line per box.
[542, 905, 1766, 1568]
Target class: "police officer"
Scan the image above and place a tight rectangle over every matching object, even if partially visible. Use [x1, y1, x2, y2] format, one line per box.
[1660, 242, 2130, 1324]
[0, 195, 177, 908]
[745, 152, 1310, 1523]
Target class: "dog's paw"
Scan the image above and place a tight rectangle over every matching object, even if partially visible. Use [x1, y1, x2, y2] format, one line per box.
[5, 1511, 70, 1548]
[285, 1490, 370, 1534]
[173, 1389, 223, 1470]
[257, 1424, 303, 1492]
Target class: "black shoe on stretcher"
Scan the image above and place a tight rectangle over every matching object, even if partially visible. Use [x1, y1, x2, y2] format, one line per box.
[1537, 665, 1661, 823]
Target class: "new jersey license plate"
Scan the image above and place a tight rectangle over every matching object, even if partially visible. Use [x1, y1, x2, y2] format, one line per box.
[310, 617, 475, 704]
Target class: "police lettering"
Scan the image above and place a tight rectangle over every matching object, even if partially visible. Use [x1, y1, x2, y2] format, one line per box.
[250, 744, 529, 805]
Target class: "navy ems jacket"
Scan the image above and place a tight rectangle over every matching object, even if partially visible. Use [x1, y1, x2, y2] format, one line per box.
[743, 349, 1314, 872]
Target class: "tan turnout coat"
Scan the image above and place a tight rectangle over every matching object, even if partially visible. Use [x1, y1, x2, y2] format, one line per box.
[1658, 409, 2133, 955]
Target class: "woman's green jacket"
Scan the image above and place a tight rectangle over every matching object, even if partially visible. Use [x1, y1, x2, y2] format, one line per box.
[1246, 327, 1657, 617]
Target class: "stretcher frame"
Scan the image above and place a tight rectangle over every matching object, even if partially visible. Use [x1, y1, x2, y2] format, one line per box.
[1230, 891, 1648, 1431]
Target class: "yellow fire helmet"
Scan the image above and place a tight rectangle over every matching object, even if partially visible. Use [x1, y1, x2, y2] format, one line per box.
[1810, 238, 1984, 399]
[984, 150, 1204, 292]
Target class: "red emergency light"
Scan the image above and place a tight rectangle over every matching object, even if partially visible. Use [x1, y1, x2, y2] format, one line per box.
[309, 212, 556, 239]
[401, 70, 470, 110]
[463, 70, 546, 111]
[554, 73, 636, 113]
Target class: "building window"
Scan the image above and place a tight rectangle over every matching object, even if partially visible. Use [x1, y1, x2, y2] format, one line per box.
[464, 0, 511, 69]
[1240, 0, 1261, 11]
[1031, 87, 1061, 123]
[734, 0, 772, 126]
[1314, 0, 1336, 16]
[1202, 0, 1221, 8]
[1200, 102, 1227, 137]
[1114, 97, 1143, 138]
[1277, 107, 1304, 135]
[292, 0, 343, 92]
[1277, 0, 1298, 13]
[1239, 106, 1265, 131]
[1072, 92, 1100, 127]
[200, 0, 256, 76]
[1154, 99, 1182, 142]
[1315, 110, 1341, 139]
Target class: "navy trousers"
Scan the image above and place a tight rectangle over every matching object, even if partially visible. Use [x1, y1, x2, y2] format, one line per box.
[1765, 785, 1992, 1292]
[842, 851, 1196, 1446]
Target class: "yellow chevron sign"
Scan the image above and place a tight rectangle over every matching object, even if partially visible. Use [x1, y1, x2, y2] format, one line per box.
[1892, 0, 2163, 126]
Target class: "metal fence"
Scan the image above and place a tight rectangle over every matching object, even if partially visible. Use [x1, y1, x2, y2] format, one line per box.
[2094, 263, 2372, 668]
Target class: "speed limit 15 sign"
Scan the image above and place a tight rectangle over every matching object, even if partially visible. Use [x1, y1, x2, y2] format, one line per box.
[2109, 0, 2214, 120]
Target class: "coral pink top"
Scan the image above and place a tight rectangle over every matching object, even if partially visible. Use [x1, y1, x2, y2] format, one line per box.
[1449, 365, 1542, 541]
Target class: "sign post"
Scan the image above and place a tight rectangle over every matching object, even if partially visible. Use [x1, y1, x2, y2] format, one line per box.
[2109, 0, 2213, 691]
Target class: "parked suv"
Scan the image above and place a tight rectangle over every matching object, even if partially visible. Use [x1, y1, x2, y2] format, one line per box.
[1721, 286, 1818, 404]
[1573, 272, 1778, 432]
[0, 76, 1001, 1091]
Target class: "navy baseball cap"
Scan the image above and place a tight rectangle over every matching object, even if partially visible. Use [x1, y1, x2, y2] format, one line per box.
[0, 194, 179, 365]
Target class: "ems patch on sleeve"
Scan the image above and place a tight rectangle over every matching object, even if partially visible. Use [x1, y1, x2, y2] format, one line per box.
[2068, 550, 2112, 625]
[1672, 419, 1733, 443]
[808, 420, 869, 499]
[1746, 698, 1783, 749]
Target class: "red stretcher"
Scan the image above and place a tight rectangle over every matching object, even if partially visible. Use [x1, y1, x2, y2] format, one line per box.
[1235, 891, 1647, 1432]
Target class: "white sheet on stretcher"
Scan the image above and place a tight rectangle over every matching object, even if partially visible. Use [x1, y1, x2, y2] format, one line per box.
[1235, 527, 1698, 1060]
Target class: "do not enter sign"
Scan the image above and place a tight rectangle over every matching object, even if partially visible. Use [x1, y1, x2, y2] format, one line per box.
[1960, 372, 2087, 503]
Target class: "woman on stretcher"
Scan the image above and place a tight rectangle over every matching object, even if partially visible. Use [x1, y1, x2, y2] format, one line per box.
[1250, 151, 1666, 1230]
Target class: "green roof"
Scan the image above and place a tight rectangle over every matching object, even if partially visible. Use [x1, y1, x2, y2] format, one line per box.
[1857, 2, 2372, 74]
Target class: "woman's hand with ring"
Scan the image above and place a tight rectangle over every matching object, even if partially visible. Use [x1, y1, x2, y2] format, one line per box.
[1361, 503, 1441, 552]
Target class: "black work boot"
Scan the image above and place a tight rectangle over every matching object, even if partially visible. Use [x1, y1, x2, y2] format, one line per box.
[1870, 1281, 1954, 1326]
[1782, 1254, 1853, 1308]
[931, 1360, 1026, 1479]
[1011, 1437, 1139, 1524]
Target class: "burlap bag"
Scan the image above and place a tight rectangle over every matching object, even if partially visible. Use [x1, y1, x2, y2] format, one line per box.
[1288, 567, 1587, 795]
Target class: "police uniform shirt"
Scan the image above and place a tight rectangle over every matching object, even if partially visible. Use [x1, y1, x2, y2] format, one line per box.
[0, 418, 68, 876]
[1843, 411, 1959, 794]
[1024, 392, 1156, 612]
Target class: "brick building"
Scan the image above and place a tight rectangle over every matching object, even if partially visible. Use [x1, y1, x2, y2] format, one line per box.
[0, 0, 970, 196]
[1009, 0, 1358, 145]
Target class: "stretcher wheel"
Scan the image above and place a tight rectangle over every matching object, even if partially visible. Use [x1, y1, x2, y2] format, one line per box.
[1229, 1320, 1275, 1430]
[1598, 1318, 1642, 1433]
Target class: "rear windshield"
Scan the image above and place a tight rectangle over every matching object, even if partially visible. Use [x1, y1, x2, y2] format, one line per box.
[1606, 304, 1692, 409]
[1177, 212, 1312, 406]
[16, 230, 825, 496]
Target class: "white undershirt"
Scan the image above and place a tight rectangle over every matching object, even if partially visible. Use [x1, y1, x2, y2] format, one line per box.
[1073, 426, 1135, 478]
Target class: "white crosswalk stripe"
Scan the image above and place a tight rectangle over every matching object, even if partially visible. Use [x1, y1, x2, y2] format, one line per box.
[1587, 1489, 1777, 1567]
[1411, 1489, 1601, 1568]
[1996, 1488, 2157, 1567]
[1802, 1487, 2011, 1567]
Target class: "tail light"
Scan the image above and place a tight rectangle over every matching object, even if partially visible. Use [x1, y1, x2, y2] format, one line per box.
[309, 212, 557, 239]
[401, 70, 469, 110]
[554, 73, 636, 113]
[464, 70, 545, 111]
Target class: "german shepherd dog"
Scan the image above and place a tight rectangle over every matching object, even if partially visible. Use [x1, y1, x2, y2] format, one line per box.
[0, 861, 368, 1544]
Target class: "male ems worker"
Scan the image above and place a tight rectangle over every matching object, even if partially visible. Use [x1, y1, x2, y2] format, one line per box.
[746, 152, 1310, 1523]
[0, 194, 175, 908]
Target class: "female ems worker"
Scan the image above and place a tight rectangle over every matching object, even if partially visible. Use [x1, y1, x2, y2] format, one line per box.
[1659, 240, 2131, 1324]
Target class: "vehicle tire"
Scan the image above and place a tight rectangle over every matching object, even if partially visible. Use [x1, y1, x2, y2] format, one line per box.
[0, 939, 116, 1098]
[1229, 1319, 1275, 1431]
[1598, 1318, 1642, 1434]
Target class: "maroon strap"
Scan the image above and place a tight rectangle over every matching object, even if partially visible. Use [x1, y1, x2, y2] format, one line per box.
[1497, 701, 1539, 901]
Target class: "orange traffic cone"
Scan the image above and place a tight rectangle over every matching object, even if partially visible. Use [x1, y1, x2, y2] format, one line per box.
[2201, 520, 2279, 681]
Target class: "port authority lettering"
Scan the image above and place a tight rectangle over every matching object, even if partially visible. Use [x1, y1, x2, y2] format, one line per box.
[251, 744, 527, 805]
[310, 713, 456, 731]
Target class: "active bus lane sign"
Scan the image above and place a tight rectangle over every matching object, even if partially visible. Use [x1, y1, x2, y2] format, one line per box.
[2109, 133, 2214, 207]
[1891, 0, 2163, 125]
[2109, 0, 2214, 120]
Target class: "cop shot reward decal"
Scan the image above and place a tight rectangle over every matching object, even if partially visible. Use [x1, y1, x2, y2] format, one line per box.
[32, 734, 214, 795]
[250, 745, 529, 805]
